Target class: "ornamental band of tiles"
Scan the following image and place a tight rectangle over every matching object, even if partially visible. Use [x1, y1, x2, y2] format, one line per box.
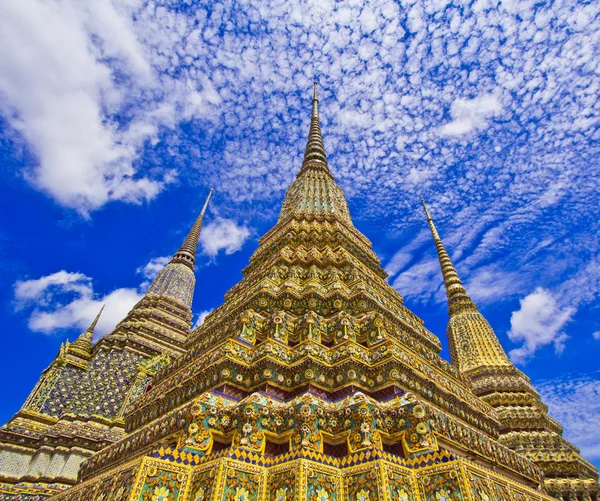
[0, 84, 597, 501]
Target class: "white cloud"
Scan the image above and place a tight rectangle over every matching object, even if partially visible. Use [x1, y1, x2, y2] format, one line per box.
[137, 256, 170, 280]
[136, 255, 171, 291]
[199, 218, 251, 257]
[537, 374, 600, 460]
[440, 93, 502, 136]
[0, 0, 219, 214]
[193, 309, 214, 329]
[593, 331, 600, 341]
[0, 0, 160, 213]
[14, 271, 90, 307]
[14, 271, 143, 339]
[507, 287, 575, 364]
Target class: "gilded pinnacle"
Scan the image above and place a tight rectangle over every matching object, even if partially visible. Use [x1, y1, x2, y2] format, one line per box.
[88, 305, 104, 333]
[421, 199, 474, 315]
[70, 305, 104, 354]
[423, 200, 512, 372]
[171, 189, 213, 270]
[300, 81, 329, 173]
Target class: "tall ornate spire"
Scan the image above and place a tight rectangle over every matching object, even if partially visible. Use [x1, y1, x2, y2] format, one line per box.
[300, 81, 329, 173]
[421, 199, 475, 316]
[422, 199, 512, 372]
[171, 189, 213, 270]
[103, 190, 214, 355]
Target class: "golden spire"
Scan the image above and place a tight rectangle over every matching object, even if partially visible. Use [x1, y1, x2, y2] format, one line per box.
[171, 189, 213, 270]
[421, 199, 475, 316]
[422, 199, 512, 372]
[300, 81, 329, 173]
[69, 305, 104, 357]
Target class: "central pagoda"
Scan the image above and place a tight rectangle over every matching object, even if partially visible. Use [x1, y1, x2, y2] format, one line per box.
[49, 85, 598, 501]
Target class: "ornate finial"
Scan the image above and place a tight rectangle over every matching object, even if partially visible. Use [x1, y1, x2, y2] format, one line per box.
[68, 305, 104, 357]
[171, 189, 213, 270]
[87, 305, 104, 334]
[421, 199, 440, 240]
[421, 200, 474, 315]
[300, 82, 329, 173]
[421, 198, 431, 219]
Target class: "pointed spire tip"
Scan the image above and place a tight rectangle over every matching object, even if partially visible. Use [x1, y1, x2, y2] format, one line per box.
[171, 189, 213, 269]
[201, 188, 213, 216]
[87, 305, 104, 333]
[421, 198, 433, 221]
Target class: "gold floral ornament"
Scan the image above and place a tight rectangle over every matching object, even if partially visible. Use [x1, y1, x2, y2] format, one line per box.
[194, 488, 205, 501]
[395, 489, 410, 501]
[300, 405, 312, 417]
[234, 487, 251, 501]
[275, 487, 287, 501]
[435, 489, 451, 501]
[413, 405, 426, 419]
[152, 486, 171, 501]
[356, 489, 370, 501]
[316, 488, 330, 501]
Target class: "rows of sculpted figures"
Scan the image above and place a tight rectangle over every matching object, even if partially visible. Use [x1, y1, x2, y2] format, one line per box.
[0, 84, 597, 501]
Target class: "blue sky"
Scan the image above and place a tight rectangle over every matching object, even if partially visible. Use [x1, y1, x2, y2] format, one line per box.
[0, 0, 599, 469]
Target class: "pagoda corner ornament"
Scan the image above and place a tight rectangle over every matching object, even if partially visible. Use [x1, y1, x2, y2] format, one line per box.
[0, 84, 597, 501]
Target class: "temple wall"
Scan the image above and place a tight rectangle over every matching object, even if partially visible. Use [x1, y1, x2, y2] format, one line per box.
[0, 448, 33, 478]
[0, 445, 88, 484]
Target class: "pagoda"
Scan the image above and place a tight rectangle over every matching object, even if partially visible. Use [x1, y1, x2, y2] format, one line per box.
[0, 191, 213, 498]
[2, 84, 598, 501]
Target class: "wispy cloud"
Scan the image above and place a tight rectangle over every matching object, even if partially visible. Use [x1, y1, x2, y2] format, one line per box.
[0, 0, 218, 214]
[390, 257, 442, 303]
[537, 374, 600, 460]
[464, 266, 523, 305]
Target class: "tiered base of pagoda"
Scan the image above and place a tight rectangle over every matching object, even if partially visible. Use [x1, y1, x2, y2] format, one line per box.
[49, 446, 556, 501]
